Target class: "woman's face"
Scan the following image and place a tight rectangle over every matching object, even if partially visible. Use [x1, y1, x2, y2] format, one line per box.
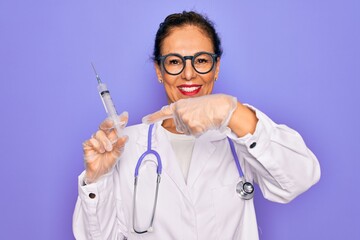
[155, 25, 220, 104]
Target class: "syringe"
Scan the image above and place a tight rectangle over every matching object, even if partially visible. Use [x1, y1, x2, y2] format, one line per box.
[91, 63, 123, 137]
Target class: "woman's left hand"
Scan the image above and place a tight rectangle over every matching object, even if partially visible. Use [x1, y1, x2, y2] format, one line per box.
[142, 94, 238, 136]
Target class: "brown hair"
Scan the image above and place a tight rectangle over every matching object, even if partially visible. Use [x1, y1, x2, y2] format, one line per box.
[153, 11, 223, 63]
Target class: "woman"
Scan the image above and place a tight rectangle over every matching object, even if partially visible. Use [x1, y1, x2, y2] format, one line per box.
[73, 11, 320, 240]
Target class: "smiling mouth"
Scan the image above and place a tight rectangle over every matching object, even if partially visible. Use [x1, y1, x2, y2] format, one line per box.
[178, 85, 202, 95]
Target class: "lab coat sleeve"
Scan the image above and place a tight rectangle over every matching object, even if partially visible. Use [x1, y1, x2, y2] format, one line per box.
[72, 170, 127, 240]
[229, 105, 321, 203]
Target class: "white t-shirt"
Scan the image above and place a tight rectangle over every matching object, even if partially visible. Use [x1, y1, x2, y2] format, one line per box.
[163, 128, 195, 183]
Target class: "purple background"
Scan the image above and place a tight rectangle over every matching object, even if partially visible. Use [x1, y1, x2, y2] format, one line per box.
[1, 0, 359, 239]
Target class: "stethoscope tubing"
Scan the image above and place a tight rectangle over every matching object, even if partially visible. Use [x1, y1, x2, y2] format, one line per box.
[134, 124, 163, 177]
[226, 137, 245, 179]
[132, 124, 163, 234]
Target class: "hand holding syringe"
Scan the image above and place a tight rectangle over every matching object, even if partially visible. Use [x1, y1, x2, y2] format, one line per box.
[82, 64, 128, 184]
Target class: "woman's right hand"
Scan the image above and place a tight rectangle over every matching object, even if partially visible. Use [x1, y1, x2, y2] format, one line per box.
[82, 112, 129, 184]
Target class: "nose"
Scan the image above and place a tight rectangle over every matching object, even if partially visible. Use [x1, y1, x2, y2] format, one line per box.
[181, 59, 196, 81]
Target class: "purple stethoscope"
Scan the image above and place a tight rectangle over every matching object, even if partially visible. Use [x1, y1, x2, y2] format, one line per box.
[132, 124, 254, 234]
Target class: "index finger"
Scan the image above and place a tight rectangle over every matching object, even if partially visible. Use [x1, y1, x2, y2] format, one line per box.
[142, 104, 174, 124]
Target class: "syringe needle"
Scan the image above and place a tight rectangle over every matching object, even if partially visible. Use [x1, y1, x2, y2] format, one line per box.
[91, 62, 102, 84]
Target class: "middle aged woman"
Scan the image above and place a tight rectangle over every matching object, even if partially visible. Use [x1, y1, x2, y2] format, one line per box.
[73, 11, 321, 240]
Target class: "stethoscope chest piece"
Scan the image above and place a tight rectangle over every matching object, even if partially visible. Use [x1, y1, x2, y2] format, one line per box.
[236, 180, 254, 200]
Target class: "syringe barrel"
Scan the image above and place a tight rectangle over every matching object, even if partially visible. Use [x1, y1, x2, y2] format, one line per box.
[97, 83, 122, 137]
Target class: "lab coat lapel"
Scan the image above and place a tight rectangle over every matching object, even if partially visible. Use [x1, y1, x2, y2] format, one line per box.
[136, 123, 190, 199]
[186, 131, 221, 188]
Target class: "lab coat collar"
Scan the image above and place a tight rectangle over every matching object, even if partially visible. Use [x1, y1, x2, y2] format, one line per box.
[135, 122, 230, 147]
[135, 122, 229, 196]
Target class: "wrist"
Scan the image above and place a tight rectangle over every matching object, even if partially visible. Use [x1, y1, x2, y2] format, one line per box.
[228, 102, 258, 137]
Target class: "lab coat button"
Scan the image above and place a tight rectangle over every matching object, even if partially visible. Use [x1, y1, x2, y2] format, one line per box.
[249, 142, 257, 149]
[89, 193, 96, 199]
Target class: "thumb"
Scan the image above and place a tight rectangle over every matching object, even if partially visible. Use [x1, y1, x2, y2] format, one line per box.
[100, 111, 129, 131]
[142, 104, 174, 124]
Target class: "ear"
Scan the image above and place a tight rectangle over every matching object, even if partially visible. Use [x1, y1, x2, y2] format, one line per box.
[154, 62, 163, 82]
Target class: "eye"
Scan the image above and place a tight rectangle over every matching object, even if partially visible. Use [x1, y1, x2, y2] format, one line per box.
[164, 56, 183, 66]
[169, 59, 180, 65]
[195, 58, 208, 64]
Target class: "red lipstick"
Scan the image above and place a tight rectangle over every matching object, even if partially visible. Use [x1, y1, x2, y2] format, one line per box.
[177, 84, 202, 96]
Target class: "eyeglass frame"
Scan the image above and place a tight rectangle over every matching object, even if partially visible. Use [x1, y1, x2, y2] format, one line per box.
[157, 51, 219, 75]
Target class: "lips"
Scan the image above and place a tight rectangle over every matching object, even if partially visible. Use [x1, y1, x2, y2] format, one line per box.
[177, 84, 202, 96]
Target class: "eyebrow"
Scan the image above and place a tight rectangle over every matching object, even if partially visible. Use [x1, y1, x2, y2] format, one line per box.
[161, 51, 214, 56]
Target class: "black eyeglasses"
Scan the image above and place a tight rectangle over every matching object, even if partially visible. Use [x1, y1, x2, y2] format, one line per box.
[157, 51, 218, 75]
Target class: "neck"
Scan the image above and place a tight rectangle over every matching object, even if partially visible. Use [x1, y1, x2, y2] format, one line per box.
[162, 119, 183, 134]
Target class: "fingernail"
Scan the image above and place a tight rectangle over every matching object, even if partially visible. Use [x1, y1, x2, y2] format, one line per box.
[106, 143, 113, 152]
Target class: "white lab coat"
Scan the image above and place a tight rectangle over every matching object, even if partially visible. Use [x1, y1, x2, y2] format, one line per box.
[73, 106, 320, 240]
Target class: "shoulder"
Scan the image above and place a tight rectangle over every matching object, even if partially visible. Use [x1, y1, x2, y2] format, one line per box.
[117, 124, 149, 163]
[122, 123, 152, 147]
